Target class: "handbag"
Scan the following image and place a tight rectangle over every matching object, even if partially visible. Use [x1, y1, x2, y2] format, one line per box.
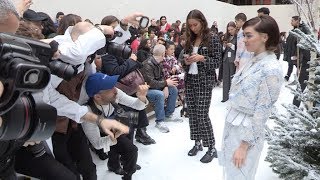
[116, 69, 145, 95]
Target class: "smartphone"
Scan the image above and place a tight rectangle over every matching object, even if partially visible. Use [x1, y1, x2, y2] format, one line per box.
[139, 16, 149, 29]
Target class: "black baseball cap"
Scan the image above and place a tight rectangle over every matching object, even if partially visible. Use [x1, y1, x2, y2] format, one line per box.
[23, 9, 48, 21]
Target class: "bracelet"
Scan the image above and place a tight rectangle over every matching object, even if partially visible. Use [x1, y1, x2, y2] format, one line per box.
[96, 116, 104, 128]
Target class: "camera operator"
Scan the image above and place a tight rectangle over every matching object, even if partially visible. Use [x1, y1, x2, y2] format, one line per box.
[82, 73, 149, 180]
[0, 2, 129, 179]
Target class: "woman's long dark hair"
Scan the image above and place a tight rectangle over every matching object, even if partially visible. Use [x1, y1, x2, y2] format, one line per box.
[138, 38, 150, 51]
[56, 14, 82, 35]
[185, 9, 211, 53]
[38, 12, 56, 37]
[101, 15, 119, 25]
[224, 21, 237, 42]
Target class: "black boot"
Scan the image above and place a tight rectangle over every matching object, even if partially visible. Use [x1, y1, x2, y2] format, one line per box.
[89, 144, 108, 160]
[135, 128, 156, 145]
[108, 164, 125, 175]
[200, 147, 217, 163]
[188, 141, 203, 156]
[122, 174, 132, 180]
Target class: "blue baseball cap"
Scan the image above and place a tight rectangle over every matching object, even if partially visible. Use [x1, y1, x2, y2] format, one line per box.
[86, 73, 119, 97]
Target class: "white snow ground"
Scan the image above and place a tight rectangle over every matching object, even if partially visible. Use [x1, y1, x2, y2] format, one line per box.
[95, 56, 296, 180]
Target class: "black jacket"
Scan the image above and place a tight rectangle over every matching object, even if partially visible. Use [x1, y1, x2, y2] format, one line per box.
[284, 23, 310, 65]
[0, 140, 25, 179]
[174, 44, 184, 59]
[141, 56, 167, 90]
[101, 54, 142, 79]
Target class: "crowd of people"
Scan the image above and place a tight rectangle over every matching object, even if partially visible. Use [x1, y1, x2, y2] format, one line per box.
[0, 0, 311, 180]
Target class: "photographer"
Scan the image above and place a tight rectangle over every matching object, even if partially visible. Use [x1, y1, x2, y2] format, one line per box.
[43, 13, 146, 179]
[0, 3, 129, 180]
[0, 1, 26, 179]
[82, 73, 149, 180]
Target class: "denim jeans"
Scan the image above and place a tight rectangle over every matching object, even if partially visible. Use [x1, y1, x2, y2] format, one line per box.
[147, 86, 178, 122]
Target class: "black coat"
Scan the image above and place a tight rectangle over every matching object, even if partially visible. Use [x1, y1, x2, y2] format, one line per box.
[137, 49, 151, 63]
[140, 56, 167, 90]
[284, 24, 310, 65]
[101, 54, 142, 79]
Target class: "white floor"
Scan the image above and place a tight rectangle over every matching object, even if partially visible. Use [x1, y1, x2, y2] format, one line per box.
[94, 57, 296, 180]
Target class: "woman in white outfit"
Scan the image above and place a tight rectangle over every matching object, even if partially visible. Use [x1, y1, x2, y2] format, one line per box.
[219, 15, 283, 180]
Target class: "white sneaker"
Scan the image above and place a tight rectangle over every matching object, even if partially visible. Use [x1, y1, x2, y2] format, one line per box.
[165, 115, 183, 123]
[155, 122, 170, 133]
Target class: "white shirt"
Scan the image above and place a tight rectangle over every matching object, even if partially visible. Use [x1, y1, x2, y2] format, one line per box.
[81, 88, 148, 152]
[33, 80, 88, 123]
[112, 25, 132, 45]
[188, 47, 199, 74]
[52, 27, 105, 86]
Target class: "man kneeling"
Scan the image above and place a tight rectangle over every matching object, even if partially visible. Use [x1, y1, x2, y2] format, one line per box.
[82, 73, 149, 180]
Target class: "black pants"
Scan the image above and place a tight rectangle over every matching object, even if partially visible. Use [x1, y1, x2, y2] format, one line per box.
[108, 135, 138, 176]
[52, 125, 97, 180]
[286, 60, 297, 78]
[14, 147, 77, 180]
[293, 64, 309, 107]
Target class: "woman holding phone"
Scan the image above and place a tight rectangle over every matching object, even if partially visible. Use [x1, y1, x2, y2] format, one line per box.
[182, 9, 222, 163]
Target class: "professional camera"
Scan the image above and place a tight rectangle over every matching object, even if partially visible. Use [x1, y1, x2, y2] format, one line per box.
[0, 33, 59, 141]
[111, 102, 139, 126]
[99, 16, 150, 60]
[100, 30, 132, 60]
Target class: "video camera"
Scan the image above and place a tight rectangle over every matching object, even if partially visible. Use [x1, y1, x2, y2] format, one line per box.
[99, 16, 150, 59]
[111, 102, 139, 126]
[0, 33, 74, 141]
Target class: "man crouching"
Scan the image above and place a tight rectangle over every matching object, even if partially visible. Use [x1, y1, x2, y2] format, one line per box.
[82, 73, 149, 180]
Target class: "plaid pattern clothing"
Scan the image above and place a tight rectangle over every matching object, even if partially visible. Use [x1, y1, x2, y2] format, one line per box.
[183, 34, 222, 147]
[185, 74, 215, 147]
[162, 55, 185, 91]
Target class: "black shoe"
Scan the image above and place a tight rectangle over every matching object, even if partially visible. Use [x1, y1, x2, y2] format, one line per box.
[221, 99, 228, 103]
[108, 165, 125, 175]
[122, 174, 132, 180]
[135, 128, 156, 145]
[284, 75, 289, 81]
[135, 164, 141, 170]
[200, 147, 217, 163]
[89, 144, 108, 160]
[188, 143, 203, 156]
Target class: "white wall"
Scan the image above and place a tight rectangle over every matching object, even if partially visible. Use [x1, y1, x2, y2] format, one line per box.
[240, 4, 297, 33]
[31, 0, 296, 34]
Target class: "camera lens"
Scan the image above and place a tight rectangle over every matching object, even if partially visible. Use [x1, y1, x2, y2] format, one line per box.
[49, 60, 77, 81]
[0, 94, 57, 141]
[106, 42, 132, 59]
